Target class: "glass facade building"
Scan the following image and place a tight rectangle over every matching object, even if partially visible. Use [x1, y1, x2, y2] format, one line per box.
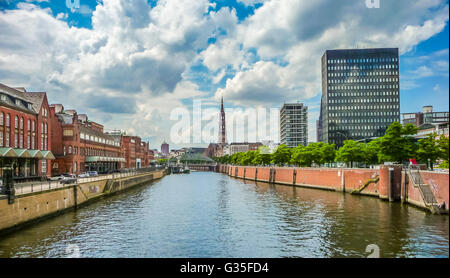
[320, 48, 400, 148]
[280, 103, 308, 148]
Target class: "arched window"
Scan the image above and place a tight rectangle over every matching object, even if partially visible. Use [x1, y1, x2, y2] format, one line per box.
[6, 114, 10, 126]
[20, 117, 24, 129]
[68, 146, 72, 154]
[15, 116, 18, 129]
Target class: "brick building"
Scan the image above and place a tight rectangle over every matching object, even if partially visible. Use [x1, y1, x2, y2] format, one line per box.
[0, 83, 54, 181]
[49, 104, 124, 175]
[107, 131, 153, 169]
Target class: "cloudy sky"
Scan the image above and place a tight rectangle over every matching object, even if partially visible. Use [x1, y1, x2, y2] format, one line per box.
[1, 0, 449, 150]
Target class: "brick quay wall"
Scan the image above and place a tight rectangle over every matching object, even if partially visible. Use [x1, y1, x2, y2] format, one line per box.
[0, 170, 166, 234]
[218, 165, 449, 214]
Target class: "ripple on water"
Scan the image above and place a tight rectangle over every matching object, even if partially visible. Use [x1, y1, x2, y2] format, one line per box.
[0, 172, 448, 258]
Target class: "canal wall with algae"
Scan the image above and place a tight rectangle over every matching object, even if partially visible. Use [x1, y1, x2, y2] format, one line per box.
[0, 170, 166, 234]
[219, 165, 449, 214]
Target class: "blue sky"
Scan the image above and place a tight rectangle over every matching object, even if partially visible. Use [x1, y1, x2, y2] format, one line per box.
[0, 0, 449, 149]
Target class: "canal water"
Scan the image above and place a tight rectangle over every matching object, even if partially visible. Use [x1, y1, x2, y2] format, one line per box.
[0, 172, 448, 258]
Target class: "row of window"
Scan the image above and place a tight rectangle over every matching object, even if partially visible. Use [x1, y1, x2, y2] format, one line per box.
[329, 110, 399, 117]
[330, 125, 389, 131]
[327, 64, 398, 71]
[328, 84, 399, 90]
[327, 57, 398, 64]
[329, 116, 398, 124]
[328, 105, 400, 111]
[329, 91, 398, 97]
[329, 99, 399, 104]
[80, 132, 120, 147]
[328, 71, 398, 77]
[328, 78, 399, 84]
[63, 145, 120, 157]
[0, 131, 47, 149]
[331, 132, 378, 138]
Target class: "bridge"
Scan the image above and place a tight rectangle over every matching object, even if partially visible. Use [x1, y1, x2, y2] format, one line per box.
[188, 164, 218, 172]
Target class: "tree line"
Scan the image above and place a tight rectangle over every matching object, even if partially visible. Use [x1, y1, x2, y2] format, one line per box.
[213, 122, 449, 169]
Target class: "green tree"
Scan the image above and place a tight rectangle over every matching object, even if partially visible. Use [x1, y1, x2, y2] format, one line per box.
[437, 134, 449, 163]
[319, 142, 336, 164]
[364, 138, 381, 165]
[335, 140, 365, 167]
[271, 144, 291, 165]
[417, 133, 440, 170]
[252, 147, 272, 165]
[158, 158, 168, 165]
[378, 122, 418, 163]
[240, 151, 256, 166]
[290, 145, 307, 166]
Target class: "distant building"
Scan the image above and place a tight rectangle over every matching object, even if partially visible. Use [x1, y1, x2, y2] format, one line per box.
[414, 122, 449, 139]
[402, 106, 449, 127]
[280, 103, 308, 148]
[319, 48, 400, 148]
[229, 142, 263, 155]
[161, 140, 169, 155]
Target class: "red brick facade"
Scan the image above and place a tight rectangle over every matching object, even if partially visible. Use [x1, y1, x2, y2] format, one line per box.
[0, 84, 52, 178]
[49, 105, 122, 175]
[120, 135, 152, 169]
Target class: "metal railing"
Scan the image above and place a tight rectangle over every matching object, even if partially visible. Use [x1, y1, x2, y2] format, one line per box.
[9, 166, 161, 196]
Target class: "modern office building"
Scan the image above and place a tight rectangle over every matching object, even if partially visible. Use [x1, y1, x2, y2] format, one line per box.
[319, 48, 400, 147]
[161, 140, 169, 155]
[280, 103, 308, 148]
[402, 106, 449, 127]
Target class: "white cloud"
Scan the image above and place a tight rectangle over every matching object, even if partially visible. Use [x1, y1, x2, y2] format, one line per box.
[0, 0, 448, 145]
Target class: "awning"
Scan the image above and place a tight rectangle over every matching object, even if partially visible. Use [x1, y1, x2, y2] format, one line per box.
[13, 149, 32, 158]
[86, 156, 125, 163]
[0, 148, 55, 160]
[28, 150, 44, 159]
[0, 148, 17, 157]
[41, 150, 56, 160]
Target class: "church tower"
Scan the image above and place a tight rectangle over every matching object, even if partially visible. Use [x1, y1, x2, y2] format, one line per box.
[218, 95, 226, 144]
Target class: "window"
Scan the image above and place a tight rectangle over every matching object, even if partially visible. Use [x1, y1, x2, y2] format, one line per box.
[68, 146, 72, 154]
[20, 117, 23, 130]
[63, 129, 73, 136]
[41, 160, 47, 174]
[0, 113, 3, 126]
[15, 116, 18, 129]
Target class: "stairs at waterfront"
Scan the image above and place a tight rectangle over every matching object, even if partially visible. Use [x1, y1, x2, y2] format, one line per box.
[408, 169, 443, 214]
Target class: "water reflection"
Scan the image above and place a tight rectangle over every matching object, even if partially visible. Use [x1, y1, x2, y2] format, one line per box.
[0, 172, 448, 258]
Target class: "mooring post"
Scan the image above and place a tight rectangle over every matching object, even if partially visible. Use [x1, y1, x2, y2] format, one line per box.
[389, 167, 395, 202]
